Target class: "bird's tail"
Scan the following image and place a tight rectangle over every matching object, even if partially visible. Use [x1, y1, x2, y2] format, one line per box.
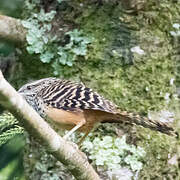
[103, 110, 177, 137]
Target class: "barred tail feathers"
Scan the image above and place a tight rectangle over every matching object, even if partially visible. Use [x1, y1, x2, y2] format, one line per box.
[105, 111, 177, 137]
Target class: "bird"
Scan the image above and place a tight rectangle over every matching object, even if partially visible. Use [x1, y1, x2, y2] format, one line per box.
[18, 77, 177, 144]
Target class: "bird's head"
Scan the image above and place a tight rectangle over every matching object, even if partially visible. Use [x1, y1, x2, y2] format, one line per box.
[18, 77, 57, 96]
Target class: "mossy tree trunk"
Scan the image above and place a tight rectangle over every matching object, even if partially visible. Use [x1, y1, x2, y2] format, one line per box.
[1, 0, 180, 179]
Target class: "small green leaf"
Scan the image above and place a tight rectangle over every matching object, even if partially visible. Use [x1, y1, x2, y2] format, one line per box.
[57, 0, 63, 3]
[38, 9, 56, 22]
[26, 46, 35, 54]
[40, 51, 54, 63]
[26, 33, 37, 45]
[66, 29, 82, 42]
[52, 61, 59, 75]
[72, 45, 87, 56]
[64, 42, 73, 50]
[66, 61, 73, 66]
[33, 41, 44, 53]
[58, 57, 66, 65]
[42, 36, 49, 44]
[21, 20, 32, 29]
[58, 50, 67, 65]
[44, 24, 52, 31]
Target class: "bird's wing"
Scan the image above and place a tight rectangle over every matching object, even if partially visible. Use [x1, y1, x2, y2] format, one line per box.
[40, 79, 117, 114]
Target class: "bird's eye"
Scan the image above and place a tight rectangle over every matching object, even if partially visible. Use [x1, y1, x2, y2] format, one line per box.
[27, 86, 31, 90]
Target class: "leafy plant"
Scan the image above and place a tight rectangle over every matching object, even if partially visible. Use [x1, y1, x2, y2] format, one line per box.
[22, 9, 56, 59]
[22, 4, 93, 75]
[82, 135, 146, 172]
[0, 112, 24, 146]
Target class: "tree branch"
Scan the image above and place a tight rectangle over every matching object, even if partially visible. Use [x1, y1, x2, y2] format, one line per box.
[0, 70, 101, 180]
[0, 15, 26, 43]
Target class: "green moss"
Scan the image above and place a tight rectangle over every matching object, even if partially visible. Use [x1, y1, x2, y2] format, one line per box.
[75, 3, 176, 113]
[137, 129, 178, 179]
[78, 56, 174, 114]
[73, 1, 179, 178]
[13, 0, 180, 178]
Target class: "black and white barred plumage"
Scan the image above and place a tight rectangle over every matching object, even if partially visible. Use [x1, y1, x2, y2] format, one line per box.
[18, 78, 117, 114]
[18, 77, 177, 137]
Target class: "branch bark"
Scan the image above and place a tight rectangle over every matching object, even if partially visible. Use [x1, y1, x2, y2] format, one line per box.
[0, 15, 26, 43]
[0, 70, 101, 180]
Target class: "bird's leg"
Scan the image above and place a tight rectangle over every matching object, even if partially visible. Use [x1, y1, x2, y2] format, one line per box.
[78, 122, 100, 146]
[63, 121, 85, 140]
[78, 128, 92, 146]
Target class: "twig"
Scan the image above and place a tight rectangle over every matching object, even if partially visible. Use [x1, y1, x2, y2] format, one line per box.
[0, 15, 26, 43]
[0, 70, 101, 180]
